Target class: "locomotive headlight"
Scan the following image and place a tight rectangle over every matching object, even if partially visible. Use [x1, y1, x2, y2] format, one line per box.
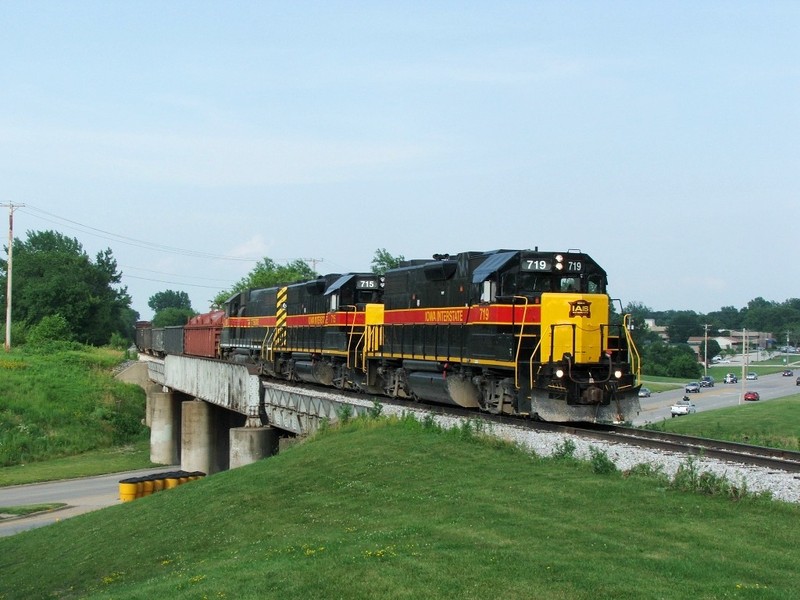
[614, 369, 623, 379]
[555, 368, 565, 378]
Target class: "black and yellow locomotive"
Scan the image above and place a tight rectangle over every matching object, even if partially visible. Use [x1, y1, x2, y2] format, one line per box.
[220, 249, 641, 423]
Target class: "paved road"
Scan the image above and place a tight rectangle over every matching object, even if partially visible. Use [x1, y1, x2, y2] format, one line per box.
[0, 467, 176, 538]
[634, 370, 799, 426]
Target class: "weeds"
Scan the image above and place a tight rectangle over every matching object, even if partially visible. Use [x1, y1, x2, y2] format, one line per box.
[367, 399, 383, 419]
[552, 438, 577, 460]
[588, 447, 618, 475]
[335, 403, 354, 424]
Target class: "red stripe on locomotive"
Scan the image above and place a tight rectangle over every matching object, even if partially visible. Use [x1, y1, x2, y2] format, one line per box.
[383, 304, 541, 325]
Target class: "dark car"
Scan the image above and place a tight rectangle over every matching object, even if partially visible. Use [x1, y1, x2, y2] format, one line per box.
[796, 376, 800, 386]
[782, 369, 793, 376]
[700, 375, 715, 387]
[743, 391, 760, 401]
[685, 382, 701, 393]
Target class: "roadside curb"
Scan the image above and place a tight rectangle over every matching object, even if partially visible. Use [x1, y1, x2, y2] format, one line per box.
[0, 504, 74, 523]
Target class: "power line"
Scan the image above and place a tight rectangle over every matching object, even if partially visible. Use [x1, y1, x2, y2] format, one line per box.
[20, 204, 262, 262]
[119, 264, 232, 283]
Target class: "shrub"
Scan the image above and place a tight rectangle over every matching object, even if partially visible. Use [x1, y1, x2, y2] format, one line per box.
[589, 446, 618, 475]
[552, 438, 577, 460]
[27, 314, 72, 346]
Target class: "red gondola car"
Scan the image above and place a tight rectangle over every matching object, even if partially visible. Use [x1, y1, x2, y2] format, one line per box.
[184, 310, 225, 358]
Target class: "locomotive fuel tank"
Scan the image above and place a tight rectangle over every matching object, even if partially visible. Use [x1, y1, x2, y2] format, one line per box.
[402, 361, 482, 408]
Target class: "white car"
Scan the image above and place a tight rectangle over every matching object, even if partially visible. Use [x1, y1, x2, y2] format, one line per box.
[746, 372, 758, 380]
[671, 399, 697, 417]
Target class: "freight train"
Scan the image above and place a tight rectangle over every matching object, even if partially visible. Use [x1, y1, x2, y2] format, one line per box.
[136, 249, 642, 423]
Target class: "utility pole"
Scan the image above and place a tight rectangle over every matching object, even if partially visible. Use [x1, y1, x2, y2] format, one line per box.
[703, 323, 710, 377]
[739, 328, 747, 404]
[302, 258, 324, 273]
[2, 203, 24, 352]
[786, 331, 790, 365]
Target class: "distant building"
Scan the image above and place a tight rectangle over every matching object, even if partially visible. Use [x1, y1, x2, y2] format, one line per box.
[643, 319, 669, 342]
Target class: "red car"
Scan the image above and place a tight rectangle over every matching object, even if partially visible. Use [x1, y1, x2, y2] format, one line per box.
[743, 391, 760, 402]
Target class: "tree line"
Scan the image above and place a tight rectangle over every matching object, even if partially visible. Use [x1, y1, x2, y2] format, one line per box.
[3, 229, 797, 379]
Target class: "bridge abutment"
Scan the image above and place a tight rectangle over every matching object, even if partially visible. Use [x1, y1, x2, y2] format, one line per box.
[230, 426, 280, 468]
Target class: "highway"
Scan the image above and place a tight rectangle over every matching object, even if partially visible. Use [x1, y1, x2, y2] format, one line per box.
[634, 369, 799, 426]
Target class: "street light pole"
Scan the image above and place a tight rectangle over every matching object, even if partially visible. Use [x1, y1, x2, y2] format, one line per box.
[703, 323, 710, 377]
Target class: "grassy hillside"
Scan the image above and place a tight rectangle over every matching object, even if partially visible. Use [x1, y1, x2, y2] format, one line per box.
[1, 417, 798, 599]
[0, 345, 148, 467]
[648, 395, 800, 450]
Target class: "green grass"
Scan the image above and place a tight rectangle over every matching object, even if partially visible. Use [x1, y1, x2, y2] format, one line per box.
[0, 440, 157, 487]
[1, 417, 798, 600]
[0, 503, 66, 518]
[646, 395, 800, 450]
[0, 346, 149, 467]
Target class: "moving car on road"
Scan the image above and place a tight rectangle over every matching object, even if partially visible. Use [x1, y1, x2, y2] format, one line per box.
[743, 391, 760, 401]
[724, 373, 738, 384]
[671, 397, 697, 417]
[700, 375, 715, 387]
[685, 382, 701, 393]
[638, 387, 651, 398]
[746, 372, 758, 380]
[782, 369, 793, 376]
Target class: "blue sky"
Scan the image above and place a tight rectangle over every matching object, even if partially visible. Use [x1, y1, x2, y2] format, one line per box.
[2, 2, 798, 319]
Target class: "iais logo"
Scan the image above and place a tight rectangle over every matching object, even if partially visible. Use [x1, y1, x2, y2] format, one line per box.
[569, 299, 591, 318]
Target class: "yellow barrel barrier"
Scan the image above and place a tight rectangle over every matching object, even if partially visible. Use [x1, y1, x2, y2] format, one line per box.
[118, 470, 206, 501]
[118, 478, 138, 502]
[163, 472, 181, 490]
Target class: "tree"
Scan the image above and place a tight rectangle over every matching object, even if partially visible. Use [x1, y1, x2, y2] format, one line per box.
[699, 339, 722, 364]
[1, 230, 134, 345]
[371, 248, 405, 275]
[640, 341, 702, 379]
[212, 258, 316, 308]
[152, 307, 195, 327]
[148, 290, 192, 314]
[665, 311, 701, 344]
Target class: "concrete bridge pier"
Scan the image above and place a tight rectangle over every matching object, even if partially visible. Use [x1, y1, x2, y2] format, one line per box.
[144, 382, 163, 428]
[181, 400, 245, 475]
[181, 399, 217, 475]
[149, 388, 184, 465]
[229, 426, 280, 469]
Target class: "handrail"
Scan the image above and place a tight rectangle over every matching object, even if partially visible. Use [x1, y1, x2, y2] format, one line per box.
[622, 314, 641, 383]
[528, 338, 543, 395]
[261, 328, 275, 362]
[512, 296, 530, 389]
[342, 305, 360, 370]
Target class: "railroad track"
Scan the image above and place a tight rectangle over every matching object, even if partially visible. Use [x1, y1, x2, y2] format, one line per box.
[366, 397, 800, 474]
[548, 422, 800, 474]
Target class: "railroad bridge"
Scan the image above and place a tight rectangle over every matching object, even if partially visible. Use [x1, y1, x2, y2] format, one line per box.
[140, 355, 371, 475]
